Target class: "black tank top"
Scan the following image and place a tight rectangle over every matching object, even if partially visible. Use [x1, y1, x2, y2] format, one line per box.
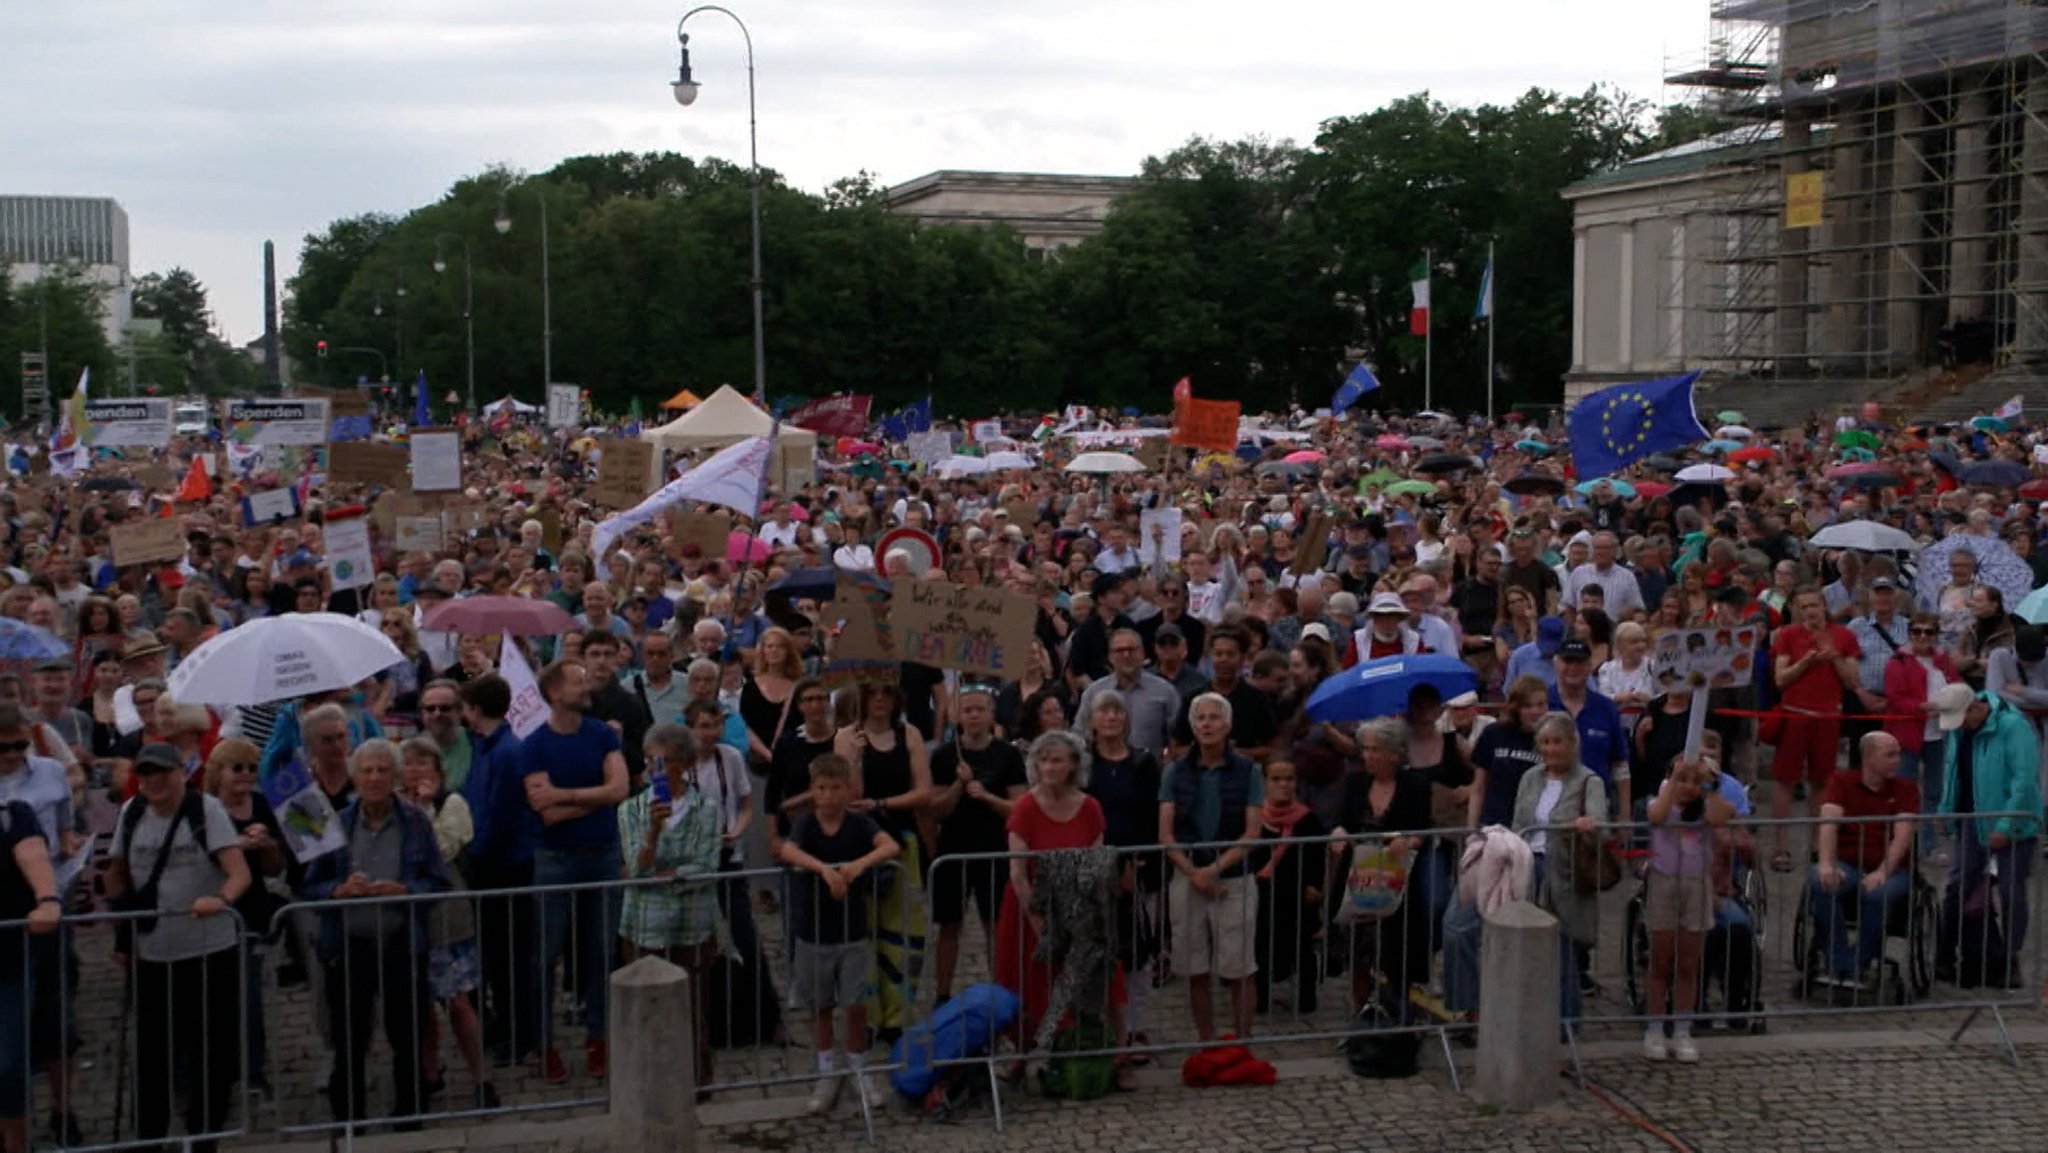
[861, 723, 914, 838]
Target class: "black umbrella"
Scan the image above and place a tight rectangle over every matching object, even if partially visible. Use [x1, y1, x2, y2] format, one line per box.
[1667, 482, 1730, 509]
[1503, 471, 1566, 497]
[80, 476, 139, 493]
[1960, 459, 2028, 488]
[1642, 454, 1685, 474]
[1927, 451, 1964, 478]
[1414, 453, 1479, 475]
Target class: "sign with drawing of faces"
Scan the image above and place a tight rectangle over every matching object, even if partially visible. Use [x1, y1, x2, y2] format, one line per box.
[1649, 626, 1760, 693]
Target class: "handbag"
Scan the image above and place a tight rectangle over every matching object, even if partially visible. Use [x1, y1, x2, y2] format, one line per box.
[1565, 776, 1622, 896]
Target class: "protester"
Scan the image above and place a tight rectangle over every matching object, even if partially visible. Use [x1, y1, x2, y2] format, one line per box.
[1160, 692, 1263, 1042]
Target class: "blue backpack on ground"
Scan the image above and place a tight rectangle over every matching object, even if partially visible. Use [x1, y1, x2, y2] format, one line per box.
[889, 982, 1021, 1100]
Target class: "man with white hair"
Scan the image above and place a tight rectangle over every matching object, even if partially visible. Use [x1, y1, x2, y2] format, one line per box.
[1562, 532, 1644, 618]
[1160, 691, 1263, 1042]
[416, 560, 467, 672]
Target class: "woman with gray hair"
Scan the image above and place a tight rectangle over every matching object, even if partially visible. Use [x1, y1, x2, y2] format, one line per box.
[1512, 712, 1608, 1025]
[1331, 717, 1433, 1016]
[994, 728, 1132, 1084]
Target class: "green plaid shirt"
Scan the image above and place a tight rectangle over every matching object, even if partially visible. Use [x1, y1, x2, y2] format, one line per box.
[617, 789, 722, 951]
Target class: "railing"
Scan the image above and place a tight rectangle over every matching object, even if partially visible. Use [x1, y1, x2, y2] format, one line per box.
[8, 808, 2044, 1146]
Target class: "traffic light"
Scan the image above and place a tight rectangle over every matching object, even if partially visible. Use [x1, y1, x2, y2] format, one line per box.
[316, 340, 329, 358]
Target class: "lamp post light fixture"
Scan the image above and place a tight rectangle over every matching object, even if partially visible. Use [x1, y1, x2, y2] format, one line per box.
[495, 183, 554, 391]
[432, 235, 475, 415]
[672, 5, 766, 406]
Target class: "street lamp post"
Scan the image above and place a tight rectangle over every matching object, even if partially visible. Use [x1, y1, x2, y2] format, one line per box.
[495, 184, 553, 391]
[432, 235, 475, 415]
[673, 5, 766, 406]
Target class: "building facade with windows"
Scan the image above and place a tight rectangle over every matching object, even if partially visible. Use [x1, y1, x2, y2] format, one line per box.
[883, 170, 1135, 253]
[0, 195, 133, 350]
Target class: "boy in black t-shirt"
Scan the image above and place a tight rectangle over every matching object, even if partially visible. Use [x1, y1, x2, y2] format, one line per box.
[776, 755, 899, 1116]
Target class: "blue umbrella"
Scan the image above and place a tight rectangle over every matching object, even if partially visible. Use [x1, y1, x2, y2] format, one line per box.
[1700, 439, 1744, 455]
[1514, 439, 1549, 454]
[1959, 459, 2029, 488]
[1575, 478, 1636, 498]
[2018, 586, 2048, 625]
[0, 618, 69, 669]
[1973, 416, 2009, 434]
[1304, 654, 1479, 725]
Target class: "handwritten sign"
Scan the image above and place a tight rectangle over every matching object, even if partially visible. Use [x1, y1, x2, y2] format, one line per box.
[1290, 509, 1330, 575]
[537, 508, 563, 554]
[1134, 437, 1172, 472]
[109, 518, 188, 568]
[1171, 398, 1241, 453]
[501, 636, 548, 738]
[395, 515, 445, 554]
[328, 441, 410, 488]
[666, 509, 731, 558]
[887, 578, 1035, 680]
[594, 439, 655, 509]
[820, 598, 898, 689]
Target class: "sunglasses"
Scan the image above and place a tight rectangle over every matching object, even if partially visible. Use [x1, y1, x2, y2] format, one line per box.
[421, 704, 458, 714]
[1909, 627, 1938, 636]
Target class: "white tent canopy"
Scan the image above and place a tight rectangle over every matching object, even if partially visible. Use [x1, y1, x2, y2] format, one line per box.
[482, 395, 541, 416]
[639, 384, 817, 493]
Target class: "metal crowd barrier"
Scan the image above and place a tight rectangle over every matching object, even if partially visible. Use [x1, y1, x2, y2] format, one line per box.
[1509, 810, 2044, 1075]
[2, 905, 249, 1153]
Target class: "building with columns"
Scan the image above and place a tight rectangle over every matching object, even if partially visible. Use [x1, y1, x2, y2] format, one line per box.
[882, 170, 1135, 253]
[1565, 0, 2048, 415]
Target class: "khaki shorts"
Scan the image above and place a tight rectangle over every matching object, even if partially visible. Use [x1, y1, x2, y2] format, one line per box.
[1643, 870, 1713, 934]
[1169, 872, 1259, 981]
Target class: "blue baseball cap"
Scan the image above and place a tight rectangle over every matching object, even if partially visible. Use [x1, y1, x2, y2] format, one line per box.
[1536, 616, 1565, 656]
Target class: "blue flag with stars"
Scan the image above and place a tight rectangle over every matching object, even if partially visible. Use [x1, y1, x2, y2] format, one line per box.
[1331, 362, 1380, 416]
[1567, 372, 1709, 481]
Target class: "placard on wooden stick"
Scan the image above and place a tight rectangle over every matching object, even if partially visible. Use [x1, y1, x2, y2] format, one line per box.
[110, 518, 188, 567]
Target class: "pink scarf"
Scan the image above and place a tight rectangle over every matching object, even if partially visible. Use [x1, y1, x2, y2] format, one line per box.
[1256, 798, 1312, 880]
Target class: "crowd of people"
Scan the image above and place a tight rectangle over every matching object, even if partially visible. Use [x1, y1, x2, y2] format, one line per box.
[0, 398, 2042, 1144]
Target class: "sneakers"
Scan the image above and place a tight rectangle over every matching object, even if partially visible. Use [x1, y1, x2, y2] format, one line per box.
[541, 1047, 569, 1085]
[806, 1071, 843, 1116]
[1670, 1034, 1700, 1064]
[854, 1070, 889, 1112]
[585, 1039, 607, 1081]
[1642, 1031, 1668, 1061]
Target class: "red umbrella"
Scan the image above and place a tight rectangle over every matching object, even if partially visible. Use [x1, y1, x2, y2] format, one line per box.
[2020, 479, 2048, 500]
[419, 595, 574, 637]
[1283, 449, 1325, 463]
[1727, 446, 1777, 465]
[1633, 481, 1673, 499]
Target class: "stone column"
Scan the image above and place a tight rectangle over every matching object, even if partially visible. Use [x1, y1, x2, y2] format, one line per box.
[1949, 91, 1993, 326]
[1886, 101, 1929, 372]
[609, 956, 697, 1151]
[1474, 901, 1561, 1111]
[1823, 107, 1870, 371]
[1776, 114, 1814, 366]
[2018, 67, 2048, 360]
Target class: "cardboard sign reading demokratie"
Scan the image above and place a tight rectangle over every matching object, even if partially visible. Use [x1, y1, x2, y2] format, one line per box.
[888, 578, 1035, 681]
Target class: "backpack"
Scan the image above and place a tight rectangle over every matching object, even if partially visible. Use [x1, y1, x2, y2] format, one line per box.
[1037, 1017, 1118, 1101]
[1343, 1002, 1421, 1079]
[111, 790, 213, 946]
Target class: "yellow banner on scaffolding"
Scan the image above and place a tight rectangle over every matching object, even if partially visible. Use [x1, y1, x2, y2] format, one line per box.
[1785, 171, 1825, 230]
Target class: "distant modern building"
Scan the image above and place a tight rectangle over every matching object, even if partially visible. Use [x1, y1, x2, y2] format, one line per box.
[883, 170, 1136, 253]
[0, 195, 133, 351]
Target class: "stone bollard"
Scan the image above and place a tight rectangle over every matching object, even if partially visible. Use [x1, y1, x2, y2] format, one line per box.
[608, 955, 696, 1151]
[1474, 900, 1561, 1111]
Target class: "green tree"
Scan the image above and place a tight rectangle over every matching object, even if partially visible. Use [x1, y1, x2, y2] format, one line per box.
[0, 265, 117, 420]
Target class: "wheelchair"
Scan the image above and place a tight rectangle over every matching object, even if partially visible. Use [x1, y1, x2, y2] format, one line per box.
[1622, 859, 1768, 1032]
[1789, 867, 1935, 1004]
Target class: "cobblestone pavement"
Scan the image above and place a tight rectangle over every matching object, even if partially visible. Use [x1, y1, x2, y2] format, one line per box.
[33, 815, 2048, 1150]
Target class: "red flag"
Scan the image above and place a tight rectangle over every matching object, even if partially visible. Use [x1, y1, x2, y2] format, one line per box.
[787, 395, 874, 439]
[173, 455, 211, 504]
[1172, 377, 1191, 402]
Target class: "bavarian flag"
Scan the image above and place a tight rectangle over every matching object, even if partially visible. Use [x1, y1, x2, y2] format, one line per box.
[1567, 373, 1709, 480]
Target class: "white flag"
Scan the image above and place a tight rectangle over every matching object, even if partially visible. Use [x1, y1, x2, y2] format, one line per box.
[1994, 395, 2024, 421]
[500, 635, 548, 739]
[589, 434, 772, 561]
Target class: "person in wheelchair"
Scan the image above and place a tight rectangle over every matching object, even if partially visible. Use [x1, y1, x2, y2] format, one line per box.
[1640, 754, 1735, 1063]
[1807, 732, 1918, 988]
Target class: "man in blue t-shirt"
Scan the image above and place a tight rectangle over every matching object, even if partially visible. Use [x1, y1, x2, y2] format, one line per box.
[521, 659, 628, 1085]
[1549, 639, 1631, 818]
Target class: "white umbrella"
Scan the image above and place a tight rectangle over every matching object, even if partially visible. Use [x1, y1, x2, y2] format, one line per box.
[983, 450, 1036, 470]
[933, 455, 991, 477]
[1714, 424, 1754, 439]
[1674, 463, 1735, 483]
[167, 613, 405, 708]
[1065, 451, 1148, 475]
[1808, 520, 1918, 552]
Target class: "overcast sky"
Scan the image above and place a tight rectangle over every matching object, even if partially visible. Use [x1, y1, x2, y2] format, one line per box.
[3, 0, 1705, 343]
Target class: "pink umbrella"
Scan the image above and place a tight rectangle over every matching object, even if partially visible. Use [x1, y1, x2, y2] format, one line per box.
[728, 532, 773, 563]
[837, 437, 882, 457]
[1283, 449, 1325, 464]
[1374, 434, 1411, 451]
[419, 596, 575, 637]
[1826, 461, 1888, 479]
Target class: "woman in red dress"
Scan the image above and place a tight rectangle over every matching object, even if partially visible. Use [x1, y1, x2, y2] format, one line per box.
[993, 729, 1130, 1080]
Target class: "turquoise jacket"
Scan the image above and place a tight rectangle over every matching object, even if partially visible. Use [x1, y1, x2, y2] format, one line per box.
[1938, 692, 2044, 844]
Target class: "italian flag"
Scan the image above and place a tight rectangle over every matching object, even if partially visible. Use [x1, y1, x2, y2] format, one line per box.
[1409, 259, 1431, 337]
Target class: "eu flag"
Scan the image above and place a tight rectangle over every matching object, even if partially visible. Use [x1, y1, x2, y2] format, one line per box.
[1567, 372, 1709, 480]
[411, 370, 430, 429]
[1332, 362, 1380, 416]
[878, 398, 933, 442]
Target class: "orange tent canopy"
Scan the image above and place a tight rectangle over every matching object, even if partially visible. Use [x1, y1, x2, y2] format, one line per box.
[661, 388, 702, 411]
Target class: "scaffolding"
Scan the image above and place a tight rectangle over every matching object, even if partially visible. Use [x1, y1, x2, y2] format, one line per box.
[1668, 0, 2048, 381]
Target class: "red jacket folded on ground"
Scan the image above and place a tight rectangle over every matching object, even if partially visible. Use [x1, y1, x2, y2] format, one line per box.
[1180, 1037, 1277, 1087]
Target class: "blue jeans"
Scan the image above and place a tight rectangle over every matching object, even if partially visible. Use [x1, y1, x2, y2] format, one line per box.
[1441, 897, 1481, 1014]
[535, 845, 622, 1045]
[1807, 863, 1911, 979]
[1417, 842, 1455, 956]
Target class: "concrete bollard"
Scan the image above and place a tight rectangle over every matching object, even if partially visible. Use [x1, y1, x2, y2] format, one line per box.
[608, 955, 696, 1151]
[1474, 900, 1561, 1111]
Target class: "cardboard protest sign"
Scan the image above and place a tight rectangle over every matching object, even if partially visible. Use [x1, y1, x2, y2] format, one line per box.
[408, 430, 462, 492]
[538, 509, 564, 554]
[888, 578, 1035, 680]
[1134, 436, 1172, 472]
[136, 465, 175, 492]
[594, 439, 656, 509]
[1002, 501, 1038, 528]
[328, 441, 410, 488]
[395, 515, 445, 554]
[666, 509, 731, 558]
[323, 515, 373, 589]
[1170, 398, 1241, 453]
[1290, 510, 1330, 575]
[442, 505, 491, 536]
[241, 488, 299, 526]
[1138, 507, 1183, 565]
[820, 598, 898, 689]
[110, 518, 187, 567]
